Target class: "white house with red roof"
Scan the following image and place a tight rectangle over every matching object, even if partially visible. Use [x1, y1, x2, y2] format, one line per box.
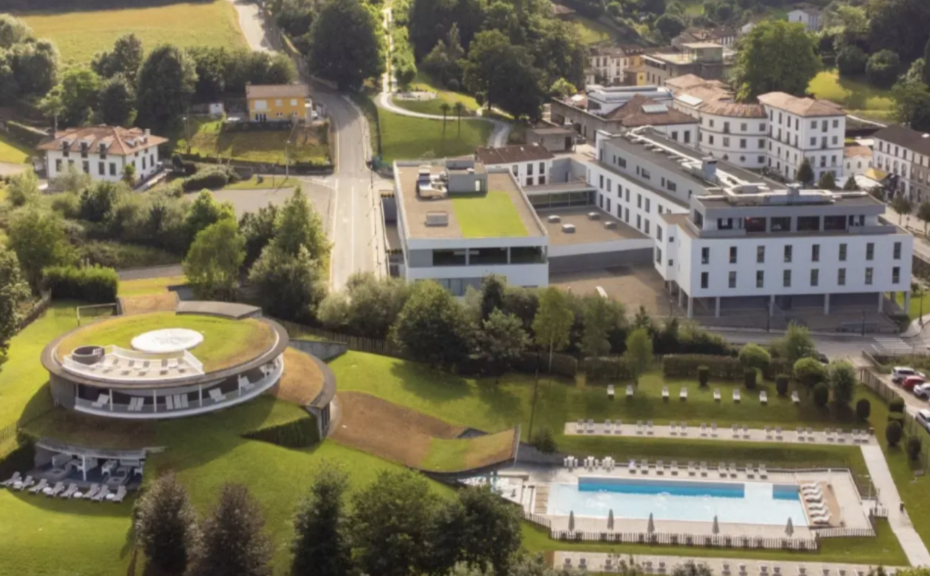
[38, 125, 167, 183]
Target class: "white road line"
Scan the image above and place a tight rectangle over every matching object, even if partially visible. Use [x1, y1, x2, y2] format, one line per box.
[350, 185, 356, 274]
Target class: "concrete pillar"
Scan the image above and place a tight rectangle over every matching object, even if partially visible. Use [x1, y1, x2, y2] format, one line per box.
[878, 292, 884, 313]
[715, 297, 721, 318]
[687, 294, 694, 319]
[769, 295, 775, 315]
[905, 291, 911, 316]
[507, 247, 511, 264]
[824, 293, 831, 315]
[678, 289, 684, 307]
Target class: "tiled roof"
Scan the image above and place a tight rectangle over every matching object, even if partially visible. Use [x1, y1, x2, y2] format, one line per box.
[604, 94, 698, 126]
[475, 144, 555, 164]
[665, 74, 729, 93]
[699, 101, 767, 118]
[245, 83, 310, 99]
[873, 125, 930, 156]
[37, 126, 166, 156]
[844, 144, 872, 158]
[757, 92, 843, 117]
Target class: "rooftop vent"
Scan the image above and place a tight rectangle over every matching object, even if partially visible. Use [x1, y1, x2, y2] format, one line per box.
[547, 215, 561, 223]
[604, 221, 618, 229]
[587, 212, 601, 220]
[425, 212, 449, 227]
[561, 223, 576, 233]
[642, 104, 669, 114]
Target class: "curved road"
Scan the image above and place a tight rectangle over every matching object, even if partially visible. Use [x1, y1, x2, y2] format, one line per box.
[377, 91, 511, 148]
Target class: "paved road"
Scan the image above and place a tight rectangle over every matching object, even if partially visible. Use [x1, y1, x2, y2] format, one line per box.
[226, 0, 276, 52]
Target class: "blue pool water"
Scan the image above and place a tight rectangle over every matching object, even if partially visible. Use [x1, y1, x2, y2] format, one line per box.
[547, 477, 808, 526]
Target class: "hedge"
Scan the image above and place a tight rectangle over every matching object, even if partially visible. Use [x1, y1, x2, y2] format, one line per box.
[512, 352, 577, 379]
[182, 165, 238, 191]
[243, 417, 319, 448]
[585, 357, 633, 383]
[663, 354, 790, 381]
[43, 265, 118, 304]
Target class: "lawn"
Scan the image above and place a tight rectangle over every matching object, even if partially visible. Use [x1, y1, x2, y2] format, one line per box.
[894, 291, 930, 321]
[377, 107, 493, 162]
[394, 72, 482, 117]
[53, 312, 274, 372]
[808, 70, 894, 122]
[224, 176, 297, 190]
[566, 13, 615, 45]
[118, 275, 187, 298]
[0, 132, 32, 164]
[17, 0, 247, 66]
[421, 429, 517, 472]
[176, 119, 330, 165]
[452, 191, 529, 238]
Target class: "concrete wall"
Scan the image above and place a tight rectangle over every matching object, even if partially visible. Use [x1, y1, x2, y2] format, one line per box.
[549, 247, 652, 273]
[289, 340, 347, 362]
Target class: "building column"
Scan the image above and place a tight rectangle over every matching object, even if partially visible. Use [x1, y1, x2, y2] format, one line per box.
[878, 292, 884, 313]
[769, 295, 776, 316]
[687, 294, 694, 319]
[198, 385, 203, 408]
[824, 293, 831, 315]
[678, 288, 684, 308]
[153, 389, 157, 413]
[905, 291, 911, 316]
[715, 297, 721, 318]
[507, 247, 511, 264]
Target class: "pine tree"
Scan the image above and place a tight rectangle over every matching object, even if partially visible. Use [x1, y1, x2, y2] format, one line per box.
[843, 175, 859, 191]
[190, 484, 273, 576]
[796, 158, 815, 185]
[134, 473, 200, 574]
[291, 466, 352, 576]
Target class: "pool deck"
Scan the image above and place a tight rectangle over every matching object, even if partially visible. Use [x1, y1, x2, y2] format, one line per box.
[553, 552, 907, 574]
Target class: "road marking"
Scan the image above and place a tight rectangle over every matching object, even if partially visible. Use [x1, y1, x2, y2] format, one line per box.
[350, 185, 356, 274]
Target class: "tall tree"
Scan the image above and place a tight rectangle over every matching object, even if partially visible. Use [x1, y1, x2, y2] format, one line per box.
[892, 79, 930, 131]
[918, 200, 930, 234]
[291, 465, 352, 576]
[248, 245, 327, 322]
[239, 203, 279, 267]
[464, 30, 544, 119]
[0, 14, 32, 49]
[7, 208, 72, 288]
[389, 280, 472, 367]
[796, 158, 815, 184]
[828, 360, 857, 406]
[924, 39, 930, 86]
[892, 195, 914, 223]
[581, 295, 621, 358]
[454, 102, 466, 136]
[184, 190, 236, 245]
[733, 20, 821, 101]
[47, 67, 102, 127]
[342, 273, 411, 339]
[624, 327, 653, 385]
[183, 219, 245, 301]
[867, 0, 930, 63]
[456, 486, 522, 576]
[97, 74, 136, 126]
[0, 247, 30, 369]
[272, 187, 330, 264]
[306, 0, 383, 91]
[134, 473, 201, 575]
[532, 287, 574, 370]
[817, 171, 837, 190]
[350, 470, 442, 576]
[191, 484, 273, 576]
[866, 50, 902, 89]
[773, 321, 816, 362]
[474, 309, 529, 380]
[136, 44, 197, 131]
[479, 274, 507, 320]
[91, 33, 144, 81]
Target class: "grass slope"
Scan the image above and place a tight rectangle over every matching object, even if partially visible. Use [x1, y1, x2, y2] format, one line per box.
[176, 119, 329, 165]
[0, 132, 32, 164]
[394, 72, 482, 116]
[421, 429, 516, 472]
[377, 108, 492, 162]
[118, 275, 187, 298]
[808, 70, 894, 122]
[452, 191, 529, 238]
[18, 0, 247, 66]
[567, 14, 615, 45]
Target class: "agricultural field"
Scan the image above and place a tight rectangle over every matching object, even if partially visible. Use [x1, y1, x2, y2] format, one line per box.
[176, 119, 330, 165]
[16, 0, 247, 66]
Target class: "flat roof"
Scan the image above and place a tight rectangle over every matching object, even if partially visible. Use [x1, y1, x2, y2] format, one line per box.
[697, 191, 885, 210]
[395, 164, 545, 240]
[538, 207, 647, 246]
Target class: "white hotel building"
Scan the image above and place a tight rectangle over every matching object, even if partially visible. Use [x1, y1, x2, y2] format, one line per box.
[758, 92, 846, 182]
[38, 125, 166, 184]
[587, 128, 912, 318]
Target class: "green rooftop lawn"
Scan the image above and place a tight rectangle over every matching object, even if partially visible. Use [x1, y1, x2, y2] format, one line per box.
[18, 0, 247, 67]
[377, 107, 492, 162]
[54, 312, 275, 372]
[0, 131, 32, 164]
[451, 191, 528, 238]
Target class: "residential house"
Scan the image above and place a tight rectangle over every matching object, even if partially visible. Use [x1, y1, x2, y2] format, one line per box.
[643, 43, 734, 86]
[246, 83, 311, 122]
[38, 125, 167, 183]
[788, 6, 822, 32]
[672, 27, 738, 49]
[586, 45, 649, 87]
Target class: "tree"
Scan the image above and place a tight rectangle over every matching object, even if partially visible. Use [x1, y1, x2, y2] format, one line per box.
[53, 67, 102, 127]
[892, 195, 914, 223]
[924, 38, 930, 86]
[843, 175, 859, 191]
[549, 77, 577, 99]
[474, 310, 529, 380]
[306, 0, 383, 91]
[183, 219, 245, 301]
[774, 321, 816, 362]
[837, 45, 868, 77]
[456, 487, 522, 575]
[867, 0, 930, 63]
[0, 247, 30, 364]
[885, 420, 903, 447]
[656, 13, 686, 40]
[4, 36, 59, 101]
[389, 280, 472, 367]
[6, 170, 39, 206]
[775, 374, 790, 396]
[828, 360, 857, 406]
[812, 381, 830, 406]
[733, 20, 820, 101]
[463, 30, 545, 120]
[856, 398, 871, 420]
[239, 203, 279, 267]
[454, 102, 466, 136]
[272, 187, 329, 264]
[817, 171, 837, 190]
[187, 46, 230, 103]
[121, 163, 136, 187]
[796, 158, 815, 185]
[918, 200, 930, 235]
[78, 180, 123, 223]
[136, 44, 197, 131]
[738, 343, 771, 370]
[673, 562, 715, 576]
[906, 436, 921, 460]
[624, 328, 653, 385]
[248, 245, 327, 322]
[190, 484, 272, 576]
[291, 465, 352, 576]
[866, 50, 902, 89]
[341, 273, 411, 339]
[91, 33, 143, 81]
[184, 190, 236, 245]
[7, 208, 72, 287]
[892, 79, 930, 131]
[350, 470, 441, 576]
[532, 287, 574, 371]
[0, 14, 32, 49]
[581, 296, 620, 358]
[793, 357, 827, 390]
[439, 102, 451, 153]
[134, 473, 200, 574]
[97, 74, 136, 126]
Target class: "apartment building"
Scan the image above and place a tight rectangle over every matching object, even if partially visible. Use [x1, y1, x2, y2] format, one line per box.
[672, 27, 737, 49]
[787, 6, 823, 32]
[643, 43, 733, 86]
[586, 128, 911, 318]
[39, 125, 167, 183]
[476, 145, 554, 187]
[550, 90, 697, 144]
[758, 92, 846, 181]
[586, 45, 648, 87]
[873, 125, 930, 202]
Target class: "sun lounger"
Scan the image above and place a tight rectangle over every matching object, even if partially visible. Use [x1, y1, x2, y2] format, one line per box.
[718, 462, 727, 477]
[29, 478, 48, 494]
[93, 485, 110, 502]
[659, 561, 667, 574]
[1, 471, 21, 487]
[759, 464, 767, 479]
[92, 393, 109, 408]
[792, 391, 800, 404]
[727, 462, 737, 478]
[83, 484, 101, 500]
[799, 568, 807, 576]
[837, 430, 847, 443]
[742, 425, 750, 439]
[680, 387, 688, 400]
[714, 388, 721, 402]
[636, 420, 644, 435]
[586, 419, 595, 433]
[670, 461, 679, 475]
[761, 565, 769, 576]
[670, 422, 678, 436]
[576, 419, 584, 433]
[722, 564, 731, 576]
[680, 422, 688, 436]
[765, 426, 772, 440]
[640, 459, 649, 474]
[61, 483, 78, 498]
[688, 461, 696, 476]
[700, 461, 708, 477]
[45, 481, 64, 497]
[774, 566, 781, 576]
[629, 459, 636, 473]
[775, 426, 783, 440]
[604, 419, 612, 434]
[700, 423, 707, 437]
[614, 419, 622, 434]
[822, 568, 830, 576]
[209, 388, 226, 403]
[804, 493, 823, 503]
[626, 385, 634, 398]
[796, 427, 804, 441]
[733, 389, 741, 403]
[760, 391, 768, 404]
[657, 460, 665, 475]
[111, 485, 127, 503]
[746, 463, 755, 479]
[607, 385, 615, 399]
[732, 423, 739, 438]
[662, 386, 669, 399]
[14, 475, 34, 491]
[564, 559, 572, 568]
[739, 564, 748, 576]
[646, 421, 654, 435]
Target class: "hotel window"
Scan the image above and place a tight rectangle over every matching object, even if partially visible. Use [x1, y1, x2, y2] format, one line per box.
[701, 272, 709, 289]
[741, 123, 747, 132]
[599, 175, 604, 188]
[618, 157, 627, 168]
[810, 269, 819, 287]
[513, 165, 519, 176]
[98, 162, 105, 174]
[811, 244, 820, 262]
[666, 180, 677, 192]
[865, 267, 873, 285]
[641, 168, 651, 180]
[894, 241, 902, 259]
[607, 179, 612, 193]
[728, 271, 737, 288]
[757, 246, 765, 263]
[756, 270, 764, 288]
[637, 194, 642, 208]
[838, 268, 846, 286]
[636, 215, 641, 229]
[291, 99, 298, 105]
[701, 247, 709, 264]
[657, 225, 663, 241]
[275, 99, 282, 106]
[783, 270, 792, 287]
[527, 163, 534, 176]
[893, 266, 901, 284]
[740, 139, 746, 149]
[55, 159, 61, 172]
[784, 245, 792, 263]
[624, 208, 629, 222]
[625, 189, 630, 202]
[645, 199, 651, 212]
[645, 220, 650, 234]
[839, 243, 847, 261]
[656, 247, 662, 264]
[866, 242, 874, 260]
[723, 137, 730, 147]
[770, 217, 790, 232]
[729, 246, 737, 264]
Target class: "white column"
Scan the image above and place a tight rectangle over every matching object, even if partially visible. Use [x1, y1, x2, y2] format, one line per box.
[82, 455, 87, 482]
[769, 295, 775, 315]
[905, 291, 911, 316]
[715, 297, 721, 318]
[109, 391, 113, 412]
[687, 294, 694, 318]
[198, 385, 203, 407]
[678, 289, 684, 307]
[153, 390, 157, 413]
[878, 292, 884, 313]
[824, 294, 830, 315]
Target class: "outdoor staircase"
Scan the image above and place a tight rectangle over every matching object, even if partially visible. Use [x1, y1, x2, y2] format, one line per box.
[534, 485, 550, 514]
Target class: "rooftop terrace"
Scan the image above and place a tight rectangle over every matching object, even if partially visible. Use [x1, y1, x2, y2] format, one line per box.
[539, 207, 647, 246]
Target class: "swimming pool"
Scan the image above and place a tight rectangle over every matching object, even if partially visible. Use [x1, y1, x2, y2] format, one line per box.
[547, 478, 808, 526]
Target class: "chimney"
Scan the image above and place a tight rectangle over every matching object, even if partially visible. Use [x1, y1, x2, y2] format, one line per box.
[701, 157, 717, 182]
[144, 128, 151, 137]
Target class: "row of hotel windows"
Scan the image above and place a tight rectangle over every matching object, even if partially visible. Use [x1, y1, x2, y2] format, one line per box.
[875, 141, 930, 167]
[54, 158, 150, 175]
[693, 266, 901, 289]
[597, 183, 677, 216]
[773, 113, 840, 132]
[705, 119, 766, 133]
[701, 242, 903, 264]
[702, 134, 765, 149]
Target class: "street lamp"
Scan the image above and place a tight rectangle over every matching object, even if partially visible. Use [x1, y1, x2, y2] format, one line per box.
[285, 139, 291, 179]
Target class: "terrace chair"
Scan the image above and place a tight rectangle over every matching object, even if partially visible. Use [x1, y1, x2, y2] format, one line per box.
[731, 423, 739, 438]
[576, 419, 584, 433]
[29, 478, 48, 494]
[647, 421, 654, 435]
[775, 426, 783, 441]
[742, 425, 750, 439]
[796, 427, 804, 442]
[774, 567, 782, 576]
[659, 561, 667, 574]
[564, 559, 572, 569]
[700, 461, 708, 477]
[61, 484, 78, 499]
[733, 389, 741, 403]
[670, 461, 679, 476]
[615, 419, 622, 434]
[670, 422, 678, 436]
[656, 460, 665, 475]
[645, 561, 654, 575]
[711, 422, 718, 437]
[823, 568, 830, 576]
[640, 459, 649, 475]
[605, 558, 614, 572]
[680, 387, 688, 401]
[722, 564, 731, 576]
[718, 462, 727, 477]
[603, 419, 612, 434]
[729, 462, 738, 478]
[806, 427, 814, 440]
[759, 464, 767, 479]
[45, 481, 64, 497]
[856, 570, 865, 576]
[628, 459, 636, 474]
[714, 388, 721, 402]
[84, 484, 101, 500]
[111, 485, 127, 503]
[15, 475, 34, 491]
[798, 569, 807, 576]
[587, 419, 595, 433]
[760, 391, 768, 404]
[739, 564, 748, 576]
[837, 429, 847, 443]
[1, 471, 21, 488]
[626, 385, 634, 398]
[636, 421, 644, 435]
[680, 422, 688, 436]
[839, 571, 847, 576]
[662, 386, 670, 400]
[746, 464, 755, 479]
[607, 385, 615, 399]
[92, 393, 109, 408]
[765, 426, 772, 440]
[688, 461, 696, 476]
[700, 423, 708, 437]
[761, 565, 769, 576]
[825, 429, 835, 442]
[792, 391, 800, 404]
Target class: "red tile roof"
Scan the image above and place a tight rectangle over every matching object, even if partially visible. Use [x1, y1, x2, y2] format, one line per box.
[604, 94, 698, 127]
[37, 125, 166, 156]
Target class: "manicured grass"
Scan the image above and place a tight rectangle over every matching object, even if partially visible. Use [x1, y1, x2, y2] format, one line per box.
[421, 429, 516, 472]
[377, 107, 492, 162]
[224, 176, 297, 190]
[54, 312, 275, 372]
[394, 72, 482, 116]
[894, 291, 930, 322]
[566, 13, 615, 45]
[0, 132, 32, 164]
[522, 517, 908, 566]
[118, 275, 187, 297]
[18, 0, 247, 66]
[808, 70, 894, 121]
[452, 191, 529, 238]
[176, 119, 329, 165]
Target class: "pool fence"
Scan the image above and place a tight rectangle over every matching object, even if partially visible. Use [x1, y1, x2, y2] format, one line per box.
[548, 530, 820, 551]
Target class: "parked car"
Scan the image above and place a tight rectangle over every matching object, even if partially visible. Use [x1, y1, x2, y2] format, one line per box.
[914, 384, 930, 400]
[815, 352, 828, 364]
[892, 367, 925, 384]
[902, 376, 927, 391]
[916, 410, 930, 434]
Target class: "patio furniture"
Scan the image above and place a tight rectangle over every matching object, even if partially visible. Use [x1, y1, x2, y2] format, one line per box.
[680, 422, 688, 436]
[564, 559, 572, 568]
[109, 485, 127, 503]
[604, 419, 612, 434]
[775, 426, 783, 440]
[92, 394, 109, 408]
[640, 459, 649, 474]
[670, 422, 678, 436]
[765, 426, 772, 440]
[576, 419, 584, 433]
[2, 471, 22, 487]
[615, 419, 622, 434]
[210, 388, 226, 403]
[746, 463, 755, 479]
[739, 564, 747, 576]
[670, 461, 679, 475]
[636, 420, 644, 435]
[796, 427, 804, 441]
[774, 567, 781, 576]
[761, 565, 769, 576]
[607, 385, 615, 399]
[760, 391, 768, 404]
[586, 419, 595, 433]
[14, 475, 33, 491]
[44, 481, 64, 497]
[29, 478, 48, 494]
[700, 461, 708, 477]
[688, 461, 696, 476]
[742, 425, 750, 439]
[759, 464, 767, 479]
[647, 421, 654, 435]
[656, 460, 665, 475]
[628, 459, 636, 473]
[718, 462, 727, 477]
[733, 389, 741, 402]
[711, 423, 718, 437]
[93, 485, 110, 502]
[729, 462, 738, 478]
[700, 423, 707, 437]
[61, 484, 78, 498]
[579, 558, 587, 570]
[626, 385, 634, 398]
[680, 387, 688, 401]
[714, 388, 721, 402]
[792, 391, 800, 404]
[83, 484, 101, 500]
[166, 395, 174, 410]
[659, 561, 666, 574]
[837, 430, 847, 443]
[825, 430, 834, 442]
[732, 423, 739, 438]
[662, 386, 669, 399]
[722, 564, 731, 576]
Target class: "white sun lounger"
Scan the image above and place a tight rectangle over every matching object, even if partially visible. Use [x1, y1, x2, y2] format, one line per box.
[83, 484, 101, 500]
[646, 421, 654, 435]
[657, 460, 665, 475]
[670, 422, 678, 436]
[1, 471, 21, 487]
[576, 419, 584, 433]
[700, 423, 708, 437]
[742, 425, 750, 439]
[680, 387, 688, 400]
[700, 461, 708, 477]
[61, 483, 79, 498]
[15, 475, 34, 491]
[629, 459, 636, 473]
[662, 386, 669, 399]
[607, 385, 615, 399]
[680, 422, 688, 436]
[792, 391, 800, 404]
[670, 461, 679, 475]
[636, 420, 644, 435]
[718, 462, 727, 477]
[688, 461, 696, 476]
[765, 426, 772, 440]
[760, 391, 768, 404]
[775, 426, 783, 440]
[732, 423, 739, 438]
[111, 485, 127, 503]
[210, 388, 226, 403]
[640, 459, 649, 474]
[714, 388, 721, 401]
[45, 481, 65, 497]
[626, 385, 634, 398]
[733, 389, 741, 402]
[29, 479, 48, 494]
[711, 422, 718, 437]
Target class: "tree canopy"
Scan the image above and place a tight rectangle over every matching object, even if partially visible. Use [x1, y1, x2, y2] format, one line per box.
[734, 20, 821, 101]
[183, 219, 245, 301]
[306, 0, 383, 91]
[390, 280, 472, 367]
[136, 44, 197, 131]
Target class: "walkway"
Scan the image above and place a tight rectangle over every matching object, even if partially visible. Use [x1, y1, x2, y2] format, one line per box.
[376, 91, 512, 148]
[553, 552, 907, 574]
[860, 444, 930, 566]
[226, 0, 278, 52]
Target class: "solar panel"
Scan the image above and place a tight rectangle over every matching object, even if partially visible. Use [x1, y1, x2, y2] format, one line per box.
[642, 104, 669, 114]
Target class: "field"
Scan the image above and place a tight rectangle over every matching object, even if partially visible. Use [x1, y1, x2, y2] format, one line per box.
[377, 108, 493, 162]
[452, 191, 529, 238]
[567, 13, 615, 45]
[17, 0, 247, 66]
[176, 119, 330, 165]
[393, 72, 482, 116]
[0, 132, 32, 164]
[808, 70, 895, 122]
[53, 311, 275, 371]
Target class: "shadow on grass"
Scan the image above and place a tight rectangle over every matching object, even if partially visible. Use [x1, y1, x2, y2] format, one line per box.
[388, 361, 472, 402]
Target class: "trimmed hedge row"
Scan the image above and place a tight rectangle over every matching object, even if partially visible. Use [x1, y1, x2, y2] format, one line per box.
[512, 352, 578, 379]
[662, 354, 791, 381]
[243, 417, 319, 448]
[43, 265, 118, 304]
[585, 357, 633, 383]
[182, 165, 239, 191]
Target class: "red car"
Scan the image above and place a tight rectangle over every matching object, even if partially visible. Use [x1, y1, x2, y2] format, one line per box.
[902, 376, 927, 391]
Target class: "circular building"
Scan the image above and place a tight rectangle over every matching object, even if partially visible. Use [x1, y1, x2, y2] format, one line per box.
[41, 302, 290, 420]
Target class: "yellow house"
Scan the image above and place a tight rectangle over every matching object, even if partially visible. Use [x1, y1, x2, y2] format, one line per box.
[245, 83, 311, 122]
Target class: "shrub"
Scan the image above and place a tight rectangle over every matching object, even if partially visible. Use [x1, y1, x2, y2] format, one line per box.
[906, 436, 922, 460]
[856, 398, 871, 420]
[866, 49, 902, 88]
[182, 165, 239, 191]
[793, 358, 827, 389]
[698, 365, 710, 387]
[738, 343, 771, 370]
[888, 412, 905, 425]
[812, 382, 830, 407]
[585, 356, 633, 382]
[744, 368, 757, 389]
[664, 354, 790, 381]
[43, 265, 118, 303]
[775, 374, 789, 396]
[886, 420, 903, 447]
[531, 428, 557, 454]
[889, 397, 905, 413]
